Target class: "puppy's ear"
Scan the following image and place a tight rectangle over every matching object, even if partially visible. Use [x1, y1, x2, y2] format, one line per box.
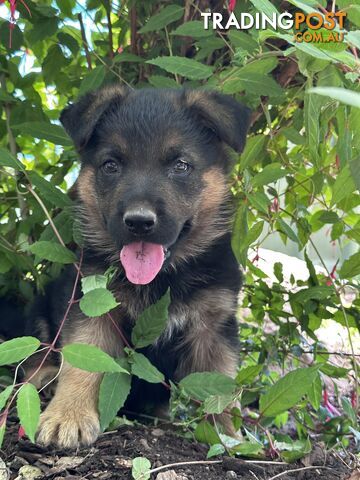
[184, 90, 251, 153]
[60, 85, 129, 150]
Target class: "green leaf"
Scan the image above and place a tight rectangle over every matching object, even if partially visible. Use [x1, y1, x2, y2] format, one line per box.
[0, 337, 40, 366]
[274, 262, 284, 283]
[239, 135, 268, 171]
[307, 373, 322, 410]
[0, 147, 25, 171]
[308, 87, 360, 109]
[259, 367, 318, 417]
[236, 365, 263, 385]
[251, 164, 288, 188]
[17, 383, 40, 443]
[147, 56, 213, 80]
[131, 457, 151, 480]
[276, 218, 299, 244]
[207, 443, 225, 458]
[28, 241, 77, 264]
[99, 366, 131, 431]
[249, 0, 279, 17]
[331, 165, 356, 206]
[128, 351, 165, 384]
[79, 288, 119, 317]
[231, 203, 248, 267]
[132, 289, 170, 349]
[79, 66, 106, 95]
[203, 394, 234, 414]
[113, 52, 144, 63]
[27, 171, 72, 208]
[12, 122, 72, 146]
[277, 438, 312, 462]
[231, 441, 264, 457]
[148, 75, 180, 89]
[63, 344, 129, 373]
[339, 251, 360, 279]
[139, 5, 184, 33]
[247, 192, 270, 214]
[304, 88, 322, 166]
[179, 372, 236, 401]
[341, 397, 357, 426]
[223, 72, 282, 97]
[0, 423, 5, 449]
[194, 420, 220, 445]
[292, 286, 334, 303]
[240, 221, 264, 251]
[81, 275, 108, 295]
[0, 386, 13, 411]
[171, 21, 213, 38]
[349, 157, 360, 191]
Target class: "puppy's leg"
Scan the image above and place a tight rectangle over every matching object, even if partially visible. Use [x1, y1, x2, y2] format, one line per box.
[37, 315, 123, 448]
[175, 289, 240, 435]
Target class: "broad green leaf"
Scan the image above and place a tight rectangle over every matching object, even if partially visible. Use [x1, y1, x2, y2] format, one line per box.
[304, 88, 322, 166]
[276, 218, 299, 244]
[27, 171, 72, 208]
[342, 397, 357, 426]
[203, 394, 234, 414]
[207, 443, 225, 458]
[139, 5, 184, 33]
[308, 87, 360, 109]
[292, 286, 334, 303]
[28, 241, 77, 264]
[249, 0, 279, 16]
[331, 165, 356, 206]
[240, 221, 264, 251]
[128, 351, 165, 384]
[307, 373, 322, 411]
[231, 203, 248, 267]
[194, 420, 220, 445]
[179, 372, 236, 401]
[236, 365, 263, 385]
[339, 251, 360, 279]
[99, 367, 131, 431]
[0, 386, 13, 410]
[247, 192, 270, 214]
[63, 343, 129, 373]
[276, 438, 312, 462]
[171, 21, 213, 38]
[274, 262, 284, 283]
[17, 383, 40, 443]
[260, 367, 318, 417]
[0, 337, 40, 366]
[349, 157, 360, 191]
[79, 65, 106, 95]
[113, 52, 144, 63]
[148, 75, 180, 88]
[131, 289, 170, 349]
[319, 363, 349, 378]
[222, 72, 282, 97]
[12, 122, 72, 146]
[0, 147, 25, 171]
[239, 135, 268, 171]
[80, 288, 119, 317]
[81, 275, 108, 295]
[0, 423, 5, 448]
[131, 457, 151, 480]
[147, 56, 213, 80]
[231, 441, 264, 457]
[251, 164, 288, 188]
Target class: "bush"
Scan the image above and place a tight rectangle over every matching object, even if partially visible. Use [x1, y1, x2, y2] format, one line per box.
[0, 0, 359, 460]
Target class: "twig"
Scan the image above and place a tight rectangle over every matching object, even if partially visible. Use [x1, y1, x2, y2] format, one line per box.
[267, 465, 334, 480]
[146, 460, 222, 476]
[105, 0, 114, 58]
[78, 13, 92, 70]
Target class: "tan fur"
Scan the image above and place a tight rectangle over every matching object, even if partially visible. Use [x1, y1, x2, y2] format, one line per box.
[37, 314, 124, 448]
[173, 168, 230, 264]
[173, 288, 238, 378]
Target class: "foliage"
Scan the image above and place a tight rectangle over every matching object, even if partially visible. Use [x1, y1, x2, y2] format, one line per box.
[0, 0, 359, 462]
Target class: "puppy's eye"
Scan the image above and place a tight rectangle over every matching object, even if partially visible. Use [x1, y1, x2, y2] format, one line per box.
[173, 159, 191, 175]
[101, 160, 119, 174]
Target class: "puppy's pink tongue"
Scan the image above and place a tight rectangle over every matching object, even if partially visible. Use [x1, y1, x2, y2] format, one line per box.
[120, 242, 165, 285]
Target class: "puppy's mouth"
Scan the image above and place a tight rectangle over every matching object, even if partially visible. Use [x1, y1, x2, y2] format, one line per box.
[119, 220, 192, 285]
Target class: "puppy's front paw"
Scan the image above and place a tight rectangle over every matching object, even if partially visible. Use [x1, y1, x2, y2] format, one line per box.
[37, 401, 100, 448]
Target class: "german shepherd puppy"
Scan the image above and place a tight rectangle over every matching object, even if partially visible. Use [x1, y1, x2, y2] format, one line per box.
[32, 86, 250, 448]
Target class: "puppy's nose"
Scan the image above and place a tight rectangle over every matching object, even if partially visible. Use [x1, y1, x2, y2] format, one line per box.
[123, 208, 157, 235]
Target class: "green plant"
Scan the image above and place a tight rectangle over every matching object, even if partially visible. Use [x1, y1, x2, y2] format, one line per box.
[0, 0, 359, 460]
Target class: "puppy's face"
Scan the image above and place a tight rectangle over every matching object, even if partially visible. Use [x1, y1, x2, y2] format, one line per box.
[61, 87, 250, 285]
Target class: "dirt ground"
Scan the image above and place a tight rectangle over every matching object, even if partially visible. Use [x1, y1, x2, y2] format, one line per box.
[1, 415, 358, 480]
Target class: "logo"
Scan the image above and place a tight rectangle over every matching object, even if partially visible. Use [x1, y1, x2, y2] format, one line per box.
[201, 11, 347, 43]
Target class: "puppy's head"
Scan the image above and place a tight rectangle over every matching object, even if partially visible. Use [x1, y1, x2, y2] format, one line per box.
[61, 86, 250, 285]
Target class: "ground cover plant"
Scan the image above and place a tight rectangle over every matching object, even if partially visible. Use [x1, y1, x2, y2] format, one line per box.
[0, 0, 359, 477]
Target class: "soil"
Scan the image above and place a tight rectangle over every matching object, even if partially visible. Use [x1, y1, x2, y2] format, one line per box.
[1, 416, 358, 480]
